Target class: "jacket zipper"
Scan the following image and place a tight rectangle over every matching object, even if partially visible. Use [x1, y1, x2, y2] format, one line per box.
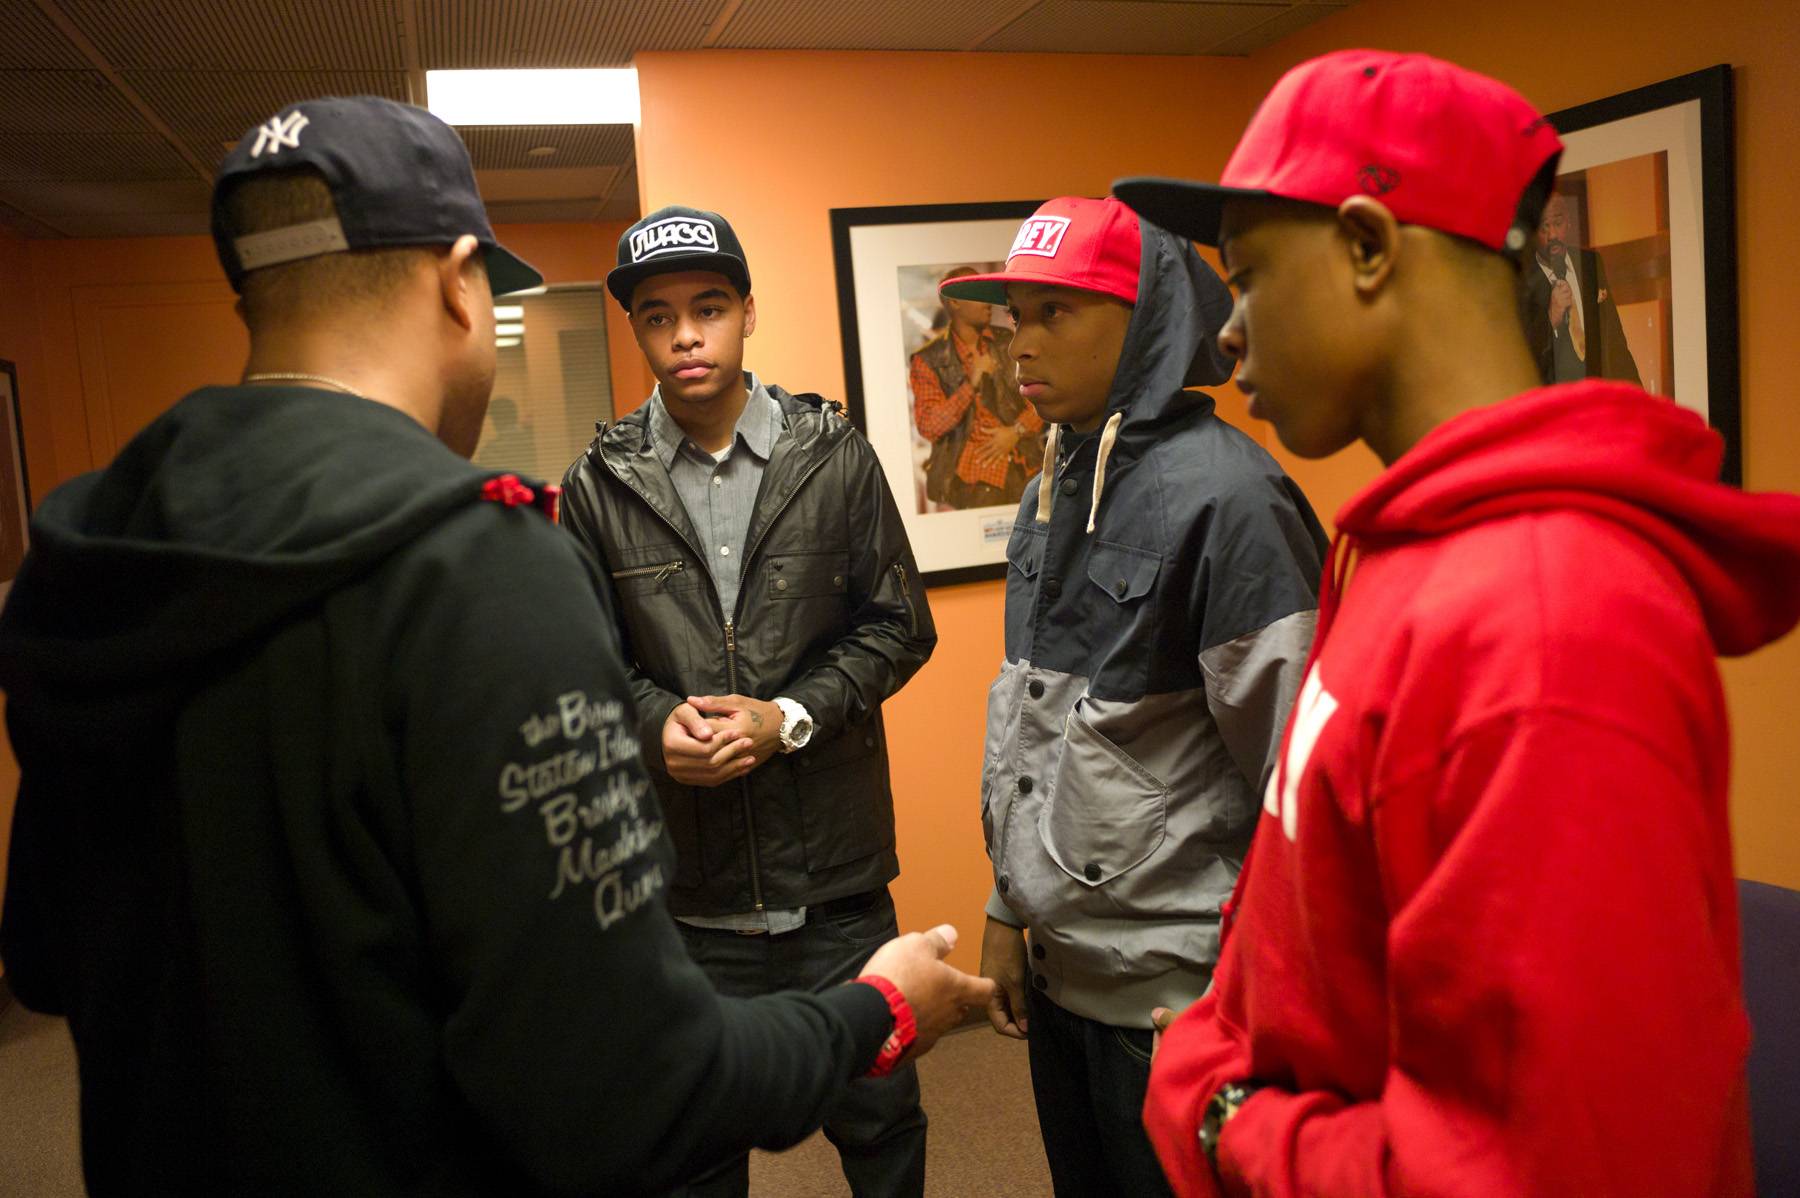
[724, 618, 766, 914]
[610, 560, 686, 584]
[730, 440, 844, 918]
[893, 562, 919, 638]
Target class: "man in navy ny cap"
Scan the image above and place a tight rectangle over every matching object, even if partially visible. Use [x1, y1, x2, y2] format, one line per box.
[560, 206, 939, 1198]
[0, 97, 989, 1196]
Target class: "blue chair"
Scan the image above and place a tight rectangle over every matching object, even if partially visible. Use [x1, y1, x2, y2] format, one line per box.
[1740, 878, 1800, 1196]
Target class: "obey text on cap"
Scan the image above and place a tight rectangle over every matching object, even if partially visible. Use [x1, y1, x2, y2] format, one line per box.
[1009, 215, 1072, 260]
[630, 216, 720, 263]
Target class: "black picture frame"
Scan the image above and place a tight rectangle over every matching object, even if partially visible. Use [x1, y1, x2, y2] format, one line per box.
[830, 200, 1044, 588]
[1, 356, 31, 595]
[1543, 65, 1739, 484]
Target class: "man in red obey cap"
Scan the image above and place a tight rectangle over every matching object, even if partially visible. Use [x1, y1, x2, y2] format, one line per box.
[942, 198, 1326, 1195]
[1115, 50, 1800, 1197]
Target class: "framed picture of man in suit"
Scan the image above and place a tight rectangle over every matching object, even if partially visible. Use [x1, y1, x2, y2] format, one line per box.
[1540, 65, 1740, 483]
[831, 200, 1043, 586]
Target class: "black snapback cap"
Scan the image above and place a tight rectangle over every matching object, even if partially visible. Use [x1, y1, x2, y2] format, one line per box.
[606, 206, 752, 310]
[211, 95, 543, 297]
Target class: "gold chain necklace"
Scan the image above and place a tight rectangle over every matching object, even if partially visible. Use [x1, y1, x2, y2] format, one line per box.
[242, 371, 368, 400]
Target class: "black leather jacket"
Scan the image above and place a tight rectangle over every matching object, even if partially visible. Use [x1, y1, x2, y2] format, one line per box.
[561, 385, 937, 917]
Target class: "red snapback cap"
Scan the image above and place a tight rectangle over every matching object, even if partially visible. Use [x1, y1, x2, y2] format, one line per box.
[939, 196, 1141, 306]
[1113, 49, 1563, 252]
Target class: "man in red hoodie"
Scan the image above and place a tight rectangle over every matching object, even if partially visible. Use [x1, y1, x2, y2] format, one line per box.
[1113, 50, 1800, 1198]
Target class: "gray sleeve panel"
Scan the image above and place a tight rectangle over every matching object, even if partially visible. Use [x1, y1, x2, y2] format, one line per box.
[1199, 608, 1317, 793]
[985, 885, 1026, 926]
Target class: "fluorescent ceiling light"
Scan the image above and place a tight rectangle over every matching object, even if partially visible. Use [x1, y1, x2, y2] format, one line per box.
[493, 304, 525, 320]
[427, 69, 639, 126]
[495, 322, 526, 336]
[495, 337, 522, 349]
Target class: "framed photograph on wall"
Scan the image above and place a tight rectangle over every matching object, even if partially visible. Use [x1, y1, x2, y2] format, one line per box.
[831, 200, 1043, 587]
[1, 358, 30, 604]
[1540, 65, 1739, 483]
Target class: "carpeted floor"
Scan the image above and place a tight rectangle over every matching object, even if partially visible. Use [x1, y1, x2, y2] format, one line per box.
[0, 996, 1051, 1197]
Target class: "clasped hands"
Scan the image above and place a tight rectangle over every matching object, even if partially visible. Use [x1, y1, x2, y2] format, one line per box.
[661, 694, 784, 786]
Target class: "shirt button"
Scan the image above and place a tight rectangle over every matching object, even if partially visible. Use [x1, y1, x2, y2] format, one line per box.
[1032, 943, 1045, 960]
[1059, 477, 1078, 496]
[775, 578, 789, 591]
[720, 545, 731, 556]
[998, 875, 1010, 893]
[1017, 776, 1033, 794]
[1027, 680, 1044, 699]
[1032, 974, 1047, 991]
[1084, 862, 1101, 882]
[833, 575, 845, 587]
[1043, 579, 1062, 601]
[712, 476, 722, 486]
[1114, 579, 1127, 597]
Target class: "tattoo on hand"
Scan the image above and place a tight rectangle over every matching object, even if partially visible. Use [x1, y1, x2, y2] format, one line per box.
[750, 710, 764, 728]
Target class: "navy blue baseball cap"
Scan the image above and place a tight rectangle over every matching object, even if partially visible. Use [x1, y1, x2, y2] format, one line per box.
[211, 95, 543, 296]
[606, 205, 752, 310]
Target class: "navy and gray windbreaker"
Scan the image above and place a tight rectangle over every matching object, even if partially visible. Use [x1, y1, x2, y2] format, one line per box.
[982, 220, 1329, 1028]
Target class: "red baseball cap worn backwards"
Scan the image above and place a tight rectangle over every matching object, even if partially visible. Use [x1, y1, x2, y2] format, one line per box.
[939, 196, 1142, 306]
[1113, 49, 1564, 253]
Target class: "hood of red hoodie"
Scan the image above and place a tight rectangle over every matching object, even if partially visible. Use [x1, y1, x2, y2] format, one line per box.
[1334, 381, 1800, 657]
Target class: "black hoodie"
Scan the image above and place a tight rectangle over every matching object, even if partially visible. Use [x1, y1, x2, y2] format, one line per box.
[0, 385, 890, 1196]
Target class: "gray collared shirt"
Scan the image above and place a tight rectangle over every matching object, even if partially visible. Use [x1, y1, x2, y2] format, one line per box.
[648, 373, 783, 622]
[649, 374, 806, 935]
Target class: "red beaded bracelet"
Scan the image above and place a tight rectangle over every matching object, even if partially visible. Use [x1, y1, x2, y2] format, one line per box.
[858, 976, 917, 1078]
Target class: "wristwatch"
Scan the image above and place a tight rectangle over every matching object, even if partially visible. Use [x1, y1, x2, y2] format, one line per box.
[1199, 1080, 1266, 1174]
[773, 697, 815, 753]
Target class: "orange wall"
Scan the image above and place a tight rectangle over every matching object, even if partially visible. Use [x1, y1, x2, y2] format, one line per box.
[1241, 0, 1800, 890]
[634, 50, 1264, 969]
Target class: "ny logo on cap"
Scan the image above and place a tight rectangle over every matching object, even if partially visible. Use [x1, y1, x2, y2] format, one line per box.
[1009, 216, 1071, 260]
[250, 111, 310, 158]
[631, 216, 720, 263]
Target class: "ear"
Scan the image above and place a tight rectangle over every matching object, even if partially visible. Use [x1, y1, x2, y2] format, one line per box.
[439, 234, 483, 332]
[742, 292, 757, 339]
[1336, 195, 1400, 297]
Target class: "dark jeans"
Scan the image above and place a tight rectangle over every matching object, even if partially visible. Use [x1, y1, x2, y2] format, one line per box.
[1026, 987, 1176, 1198]
[671, 888, 927, 1198]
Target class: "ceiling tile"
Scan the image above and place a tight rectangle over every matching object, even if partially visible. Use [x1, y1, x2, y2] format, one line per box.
[418, 0, 722, 68]
[980, 0, 1297, 54]
[0, 3, 90, 70]
[56, 0, 404, 70]
[0, 132, 197, 182]
[717, 0, 1032, 50]
[457, 124, 634, 170]
[1202, 1, 1347, 54]
[0, 70, 151, 134]
[124, 70, 411, 161]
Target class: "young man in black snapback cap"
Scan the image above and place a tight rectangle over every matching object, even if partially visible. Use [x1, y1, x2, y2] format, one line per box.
[561, 205, 939, 1198]
[0, 98, 990, 1196]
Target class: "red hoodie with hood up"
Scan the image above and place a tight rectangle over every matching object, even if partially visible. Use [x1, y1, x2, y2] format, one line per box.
[1145, 381, 1800, 1197]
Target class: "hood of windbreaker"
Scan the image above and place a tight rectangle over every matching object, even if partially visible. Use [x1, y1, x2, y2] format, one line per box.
[0, 386, 523, 700]
[1030, 221, 1236, 532]
[1336, 381, 1800, 656]
[1105, 220, 1236, 438]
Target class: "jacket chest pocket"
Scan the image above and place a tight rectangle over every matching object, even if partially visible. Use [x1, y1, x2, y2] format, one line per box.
[1086, 540, 1161, 605]
[610, 546, 702, 597]
[765, 551, 848, 601]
